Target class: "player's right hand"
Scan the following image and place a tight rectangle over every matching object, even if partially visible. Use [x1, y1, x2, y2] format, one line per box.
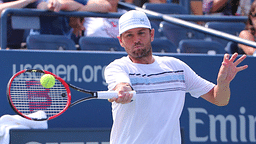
[108, 82, 134, 104]
[108, 91, 133, 104]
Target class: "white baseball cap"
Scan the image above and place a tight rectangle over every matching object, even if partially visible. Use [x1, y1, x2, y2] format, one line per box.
[119, 10, 151, 35]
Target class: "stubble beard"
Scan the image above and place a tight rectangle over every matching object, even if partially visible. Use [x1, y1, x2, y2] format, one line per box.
[130, 43, 152, 60]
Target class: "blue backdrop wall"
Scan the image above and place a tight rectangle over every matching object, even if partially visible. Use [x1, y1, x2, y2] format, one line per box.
[0, 50, 255, 143]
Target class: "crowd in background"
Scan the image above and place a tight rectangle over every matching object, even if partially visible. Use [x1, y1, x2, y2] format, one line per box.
[0, 0, 255, 56]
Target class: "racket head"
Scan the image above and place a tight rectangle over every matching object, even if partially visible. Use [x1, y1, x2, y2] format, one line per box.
[7, 69, 71, 121]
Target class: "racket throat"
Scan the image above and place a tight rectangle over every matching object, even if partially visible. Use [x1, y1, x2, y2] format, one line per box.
[69, 94, 97, 108]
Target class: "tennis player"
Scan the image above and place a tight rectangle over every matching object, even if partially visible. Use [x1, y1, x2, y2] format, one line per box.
[104, 10, 248, 144]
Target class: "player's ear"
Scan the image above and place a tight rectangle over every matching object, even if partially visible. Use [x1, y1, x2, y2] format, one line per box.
[117, 35, 124, 47]
[150, 28, 155, 42]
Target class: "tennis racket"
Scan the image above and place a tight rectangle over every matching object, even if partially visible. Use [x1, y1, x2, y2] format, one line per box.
[7, 69, 136, 121]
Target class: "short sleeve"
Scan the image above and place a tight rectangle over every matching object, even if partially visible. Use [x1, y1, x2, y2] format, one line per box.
[182, 60, 215, 98]
[104, 62, 131, 90]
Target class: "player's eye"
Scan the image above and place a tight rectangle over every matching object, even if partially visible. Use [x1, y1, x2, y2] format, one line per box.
[138, 31, 146, 36]
[125, 34, 133, 38]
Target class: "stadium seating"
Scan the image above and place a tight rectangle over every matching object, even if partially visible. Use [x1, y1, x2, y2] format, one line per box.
[142, 3, 189, 14]
[26, 34, 77, 50]
[1, 9, 249, 53]
[178, 39, 226, 54]
[79, 37, 176, 53]
[151, 22, 162, 38]
[225, 41, 245, 54]
[151, 37, 177, 53]
[204, 22, 246, 46]
[142, 3, 189, 34]
[159, 21, 205, 47]
[13, 16, 40, 46]
[79, 37, 123, 51]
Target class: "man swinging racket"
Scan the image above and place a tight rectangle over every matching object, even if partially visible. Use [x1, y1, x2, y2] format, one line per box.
[105, 10, 248, 144]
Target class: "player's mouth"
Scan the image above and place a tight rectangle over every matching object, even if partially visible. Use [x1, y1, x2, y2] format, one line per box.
[134, 44, 144, 49]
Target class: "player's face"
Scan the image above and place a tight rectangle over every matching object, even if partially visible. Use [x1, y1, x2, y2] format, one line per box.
[118, 28, 154, 59]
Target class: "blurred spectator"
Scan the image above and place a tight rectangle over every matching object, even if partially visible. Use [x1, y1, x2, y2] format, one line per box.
[31, 0, 112, 43]
[238, 0, 256, 56]
[0, 0, 42, 49]
[83, 0, 126, 38]
[155, 0, 248, 16]
[121, 0, 166, 7]
[203, 0, 240, 16]
[70, 0, 112, 41]
[191, 0, 203, 15]
[165, 0, 203, 15]
[236, 0, 251, 16]
[31, 0, 85, 36]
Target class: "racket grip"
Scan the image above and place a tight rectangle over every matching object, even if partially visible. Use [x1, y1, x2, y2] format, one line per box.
[97, 91, 136, 100]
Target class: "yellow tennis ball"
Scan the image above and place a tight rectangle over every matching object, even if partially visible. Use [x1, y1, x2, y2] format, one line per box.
[40, 74, 55, 88]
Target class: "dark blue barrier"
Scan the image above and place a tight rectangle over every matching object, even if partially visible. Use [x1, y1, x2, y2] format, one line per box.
[0, 50, 256, 143]
[10, 128, 111, 144]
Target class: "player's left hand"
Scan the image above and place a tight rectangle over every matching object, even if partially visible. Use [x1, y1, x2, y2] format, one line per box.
[217, 53, 248, 85]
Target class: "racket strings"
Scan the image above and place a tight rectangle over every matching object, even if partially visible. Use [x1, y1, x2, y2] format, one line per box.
[9, 72, 68, 119]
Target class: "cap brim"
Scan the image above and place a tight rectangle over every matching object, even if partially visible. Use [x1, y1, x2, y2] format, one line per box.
[119, 25, 151, 35]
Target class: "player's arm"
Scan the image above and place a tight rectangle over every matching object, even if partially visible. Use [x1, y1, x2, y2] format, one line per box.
[104, 62, 134, 104]
[108, 82, 134, 104]
[201, 82, 230, 106]
[201, 53, 248, 106]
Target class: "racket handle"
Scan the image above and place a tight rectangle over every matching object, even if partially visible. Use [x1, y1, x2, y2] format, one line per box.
[97, 91, 136, 100]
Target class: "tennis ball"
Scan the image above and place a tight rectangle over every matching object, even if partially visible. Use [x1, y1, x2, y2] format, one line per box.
[40, 74, 55, 88]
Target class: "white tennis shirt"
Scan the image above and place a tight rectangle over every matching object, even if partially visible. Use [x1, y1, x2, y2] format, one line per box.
[104, 55, 215, 144]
